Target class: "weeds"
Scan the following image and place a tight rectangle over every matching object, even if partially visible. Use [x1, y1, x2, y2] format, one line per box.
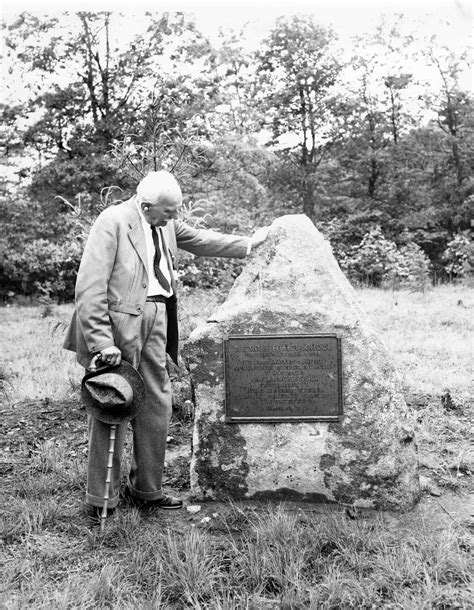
[159, 528, 224, 604]
[39, 298, 55, 319]
[416, 397, 472, 491]
[0, 364, 13, 403]
[2, 500, 472, 608]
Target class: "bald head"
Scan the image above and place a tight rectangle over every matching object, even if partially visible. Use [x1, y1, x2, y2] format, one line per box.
[136, 171, 182, 227]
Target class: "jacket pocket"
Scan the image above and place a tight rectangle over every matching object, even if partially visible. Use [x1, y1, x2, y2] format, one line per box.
[108, 300, 142, 315]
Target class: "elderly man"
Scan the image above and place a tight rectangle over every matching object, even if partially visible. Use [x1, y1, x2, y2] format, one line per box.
[64, 171, 267, 515]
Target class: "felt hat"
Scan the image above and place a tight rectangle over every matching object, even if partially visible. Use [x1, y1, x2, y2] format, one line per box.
[81, 361, 146, 424]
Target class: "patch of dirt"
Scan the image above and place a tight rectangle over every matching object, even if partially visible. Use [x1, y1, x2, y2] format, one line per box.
[1, 397, 86, 439]
[1, 397, 88, 477]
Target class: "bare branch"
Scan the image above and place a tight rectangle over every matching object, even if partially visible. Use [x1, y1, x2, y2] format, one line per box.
[55, 195, 81, 216]
[100, 185, 123, 206]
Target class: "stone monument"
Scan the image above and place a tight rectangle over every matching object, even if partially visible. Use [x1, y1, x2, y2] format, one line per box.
[184, 215, 419, 510]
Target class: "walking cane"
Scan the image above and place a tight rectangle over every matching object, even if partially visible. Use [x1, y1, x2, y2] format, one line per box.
[88, 353, 116, 534]
[100, 423, 117, 533]
[82, 356, 145, 534]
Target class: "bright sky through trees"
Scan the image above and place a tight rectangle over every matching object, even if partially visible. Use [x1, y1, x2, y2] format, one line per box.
[1, 0, 471, 52]
[2, 1, 471, 98]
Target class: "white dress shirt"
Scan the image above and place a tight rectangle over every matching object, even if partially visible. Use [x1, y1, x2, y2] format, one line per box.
[135, 198, 173, 298]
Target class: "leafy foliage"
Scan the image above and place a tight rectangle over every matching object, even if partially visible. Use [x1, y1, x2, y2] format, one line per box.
[340, 226, 399, 286]
[387, 242, 432, 291]
[442, 233, 472, 279]
[3, 238, 83, 301]
[255, 16, 342, 217]
[0, 11, 472, 297]
[339, 226, 431, 288]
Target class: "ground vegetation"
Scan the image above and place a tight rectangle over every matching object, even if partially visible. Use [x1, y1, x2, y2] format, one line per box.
[1, 286, 472, 607]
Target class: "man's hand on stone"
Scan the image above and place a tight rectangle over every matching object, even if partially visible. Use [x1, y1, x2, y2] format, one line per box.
[94, 346, 122, 370]
[250, 226, 270, 250]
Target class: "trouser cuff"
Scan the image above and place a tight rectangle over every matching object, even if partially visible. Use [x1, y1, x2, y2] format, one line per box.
[127, 480, 164, 501]
[86, 491, 120, 509]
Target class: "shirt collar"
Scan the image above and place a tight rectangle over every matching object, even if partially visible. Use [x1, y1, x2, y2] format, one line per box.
[135, 196, 148, 225]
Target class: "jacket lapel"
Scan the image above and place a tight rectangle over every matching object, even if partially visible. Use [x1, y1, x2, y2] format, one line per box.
[125, 199, 148, 273]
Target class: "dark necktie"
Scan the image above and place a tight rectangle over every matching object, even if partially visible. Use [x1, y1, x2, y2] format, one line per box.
[151, 226, 171, 292]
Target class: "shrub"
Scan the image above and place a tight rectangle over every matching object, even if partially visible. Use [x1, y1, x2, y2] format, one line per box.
[385, 242, 432, 291]
[177, 200, 247, 291]
[3, 238, 83, 301]
[178, 250, 243, 291]
[340, 226, 431, 289]
[441, 233, 472, 280]
[340, 226, 400, 286]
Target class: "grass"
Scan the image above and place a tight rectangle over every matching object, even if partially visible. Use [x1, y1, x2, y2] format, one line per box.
[1, 284, 473, 608]
[2, 501, 472, 608]
[0, 287, 225, 403]
[1, 285, 470, 402]
[357, 284, 473, 395]
[0, 305, 80, 402]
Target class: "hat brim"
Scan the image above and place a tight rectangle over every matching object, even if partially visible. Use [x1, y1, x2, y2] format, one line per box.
[81, 360, 147, 424]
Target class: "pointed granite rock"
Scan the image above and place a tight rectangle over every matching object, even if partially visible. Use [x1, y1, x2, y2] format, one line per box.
[184, 215, 419, 509]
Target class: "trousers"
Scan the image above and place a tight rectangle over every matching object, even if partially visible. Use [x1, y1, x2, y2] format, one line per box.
[86, 301, 172, 508]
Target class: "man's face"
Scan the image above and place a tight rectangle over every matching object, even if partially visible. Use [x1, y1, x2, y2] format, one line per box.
[141, 193, 181, 227]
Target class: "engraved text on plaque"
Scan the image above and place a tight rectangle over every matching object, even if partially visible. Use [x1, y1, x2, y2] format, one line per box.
[224, 334, 343, 422]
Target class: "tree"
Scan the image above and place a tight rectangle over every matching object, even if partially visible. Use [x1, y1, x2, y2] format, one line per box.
[1, 11, 471, 293]
[204, 30, 260, 136]
[255, 15, 342, 217]
[424, 44, 472, 189]
[410, 41, 473, 258]
[331, 17, 423, 205]
[2, 11, 219, 205]
[316, 17, 472, 275]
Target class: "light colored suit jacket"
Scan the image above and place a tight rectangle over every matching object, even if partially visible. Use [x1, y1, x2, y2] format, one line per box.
[63, 197, 248, 368]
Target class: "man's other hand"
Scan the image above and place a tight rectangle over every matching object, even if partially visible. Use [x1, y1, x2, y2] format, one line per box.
[250, 226, 270, 250]
[94, 346, 122, 370]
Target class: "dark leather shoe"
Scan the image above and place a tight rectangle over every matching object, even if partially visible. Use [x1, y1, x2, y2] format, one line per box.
[149, 495, 183, 510]
[126, 493, 183, 510]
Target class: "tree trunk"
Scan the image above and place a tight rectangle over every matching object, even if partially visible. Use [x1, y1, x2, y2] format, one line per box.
[302, 173, 315, 218]
[299, 85, 308, 166]
[388, 86, 398, 144]
[367, 157, 379, 198]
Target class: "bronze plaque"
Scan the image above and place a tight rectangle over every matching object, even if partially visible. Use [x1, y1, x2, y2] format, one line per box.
[224, 334, 343, 423]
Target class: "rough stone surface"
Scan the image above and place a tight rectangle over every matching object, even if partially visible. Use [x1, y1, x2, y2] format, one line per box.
[184, 215, 419, 510]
